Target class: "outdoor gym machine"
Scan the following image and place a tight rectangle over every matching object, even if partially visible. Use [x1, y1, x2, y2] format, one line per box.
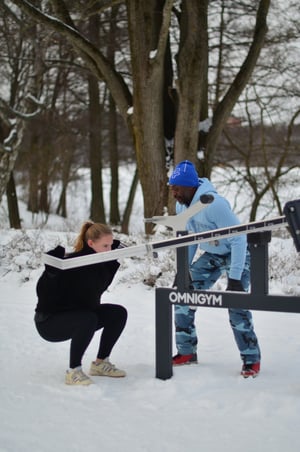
[42, 196, 300, 381]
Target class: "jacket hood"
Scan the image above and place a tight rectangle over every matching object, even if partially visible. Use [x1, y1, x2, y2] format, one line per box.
[192, 178, 218, 202]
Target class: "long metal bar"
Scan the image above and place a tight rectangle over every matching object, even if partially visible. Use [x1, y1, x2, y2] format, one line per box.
[43, 216, 287, 270]
[43, 215, 288, 269]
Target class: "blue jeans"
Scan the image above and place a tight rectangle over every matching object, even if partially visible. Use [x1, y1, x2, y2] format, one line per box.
[174, 250, 261, 364]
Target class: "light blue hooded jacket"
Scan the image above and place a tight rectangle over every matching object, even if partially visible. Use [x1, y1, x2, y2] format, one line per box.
[176, 178, 247, 280]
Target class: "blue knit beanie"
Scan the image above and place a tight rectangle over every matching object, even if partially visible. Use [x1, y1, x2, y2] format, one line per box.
[169, 160, 199, 187]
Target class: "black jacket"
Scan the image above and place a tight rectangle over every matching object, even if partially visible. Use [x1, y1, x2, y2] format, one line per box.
[35, 241, 120, 315]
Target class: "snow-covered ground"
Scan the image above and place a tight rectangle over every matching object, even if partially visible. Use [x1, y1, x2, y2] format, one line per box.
[1, 165, 300, 452]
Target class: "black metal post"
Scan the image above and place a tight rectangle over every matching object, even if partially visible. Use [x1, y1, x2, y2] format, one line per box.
[155, 292, 173, 380]
[155, 231, 190, 380]
[175, 231, 190, 292]
[247, 231, 271, 295]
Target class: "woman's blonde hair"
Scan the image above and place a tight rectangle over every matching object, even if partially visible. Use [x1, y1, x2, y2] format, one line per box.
[74, 221, 113, 252]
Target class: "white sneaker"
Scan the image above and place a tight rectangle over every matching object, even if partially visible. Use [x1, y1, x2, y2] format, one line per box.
[65, 368, 94, 385]
[89, 358, 126, 378]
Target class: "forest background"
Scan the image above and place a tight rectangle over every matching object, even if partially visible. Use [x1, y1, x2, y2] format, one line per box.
[0, 0, 299, 235]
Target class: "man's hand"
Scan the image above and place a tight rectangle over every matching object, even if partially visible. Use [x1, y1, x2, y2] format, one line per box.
[226, 278, 244, 292]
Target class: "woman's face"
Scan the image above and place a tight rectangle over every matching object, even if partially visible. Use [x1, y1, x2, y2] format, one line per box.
[87, 234, 113, 253]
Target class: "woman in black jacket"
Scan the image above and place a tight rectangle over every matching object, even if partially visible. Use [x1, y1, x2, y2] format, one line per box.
[35, 222, 127, 386]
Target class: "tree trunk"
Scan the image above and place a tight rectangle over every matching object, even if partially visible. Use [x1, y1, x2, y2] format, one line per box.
[0, 117, 21, 205]
[27, 154, 39, 214]
[109, 95, 120, 225]
[56, 149, 73, 218]
[127, 0, 174, 232]
[88, 14, 105, 223]
[6, 171, 21, 229]
[107, 6, 121, 226]
[174, 0, 208, 166]
[121, 167, 139, 234]
[88, 74, 105, 223]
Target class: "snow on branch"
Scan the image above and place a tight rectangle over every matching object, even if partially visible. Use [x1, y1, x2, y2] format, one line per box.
[26, 93, 45, 107]
[3, 128, 17, 148]
[0, 95, 44, 121]
[198, 118, 212, 133]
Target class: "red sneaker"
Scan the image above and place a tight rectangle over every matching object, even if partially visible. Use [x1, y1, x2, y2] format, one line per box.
[172, 353, 198, 366]
[241, 362, 260, 378]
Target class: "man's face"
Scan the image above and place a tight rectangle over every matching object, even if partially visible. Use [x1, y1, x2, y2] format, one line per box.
[169, 185, 196, 206]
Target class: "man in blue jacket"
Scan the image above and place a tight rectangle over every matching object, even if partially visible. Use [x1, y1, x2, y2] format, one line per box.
[169, 160, 261, 378]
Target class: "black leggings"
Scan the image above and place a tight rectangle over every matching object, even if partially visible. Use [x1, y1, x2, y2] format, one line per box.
[35, 304, 127, 368]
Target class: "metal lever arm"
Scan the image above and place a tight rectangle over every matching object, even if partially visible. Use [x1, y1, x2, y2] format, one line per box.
[144, 194, 214, 231]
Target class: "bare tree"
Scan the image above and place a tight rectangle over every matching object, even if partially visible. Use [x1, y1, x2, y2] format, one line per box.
[6, 0, 299, 232]
[107, 5, 121, 227]
[213, 0, 300, 220]
[0, 4, 40, 220]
